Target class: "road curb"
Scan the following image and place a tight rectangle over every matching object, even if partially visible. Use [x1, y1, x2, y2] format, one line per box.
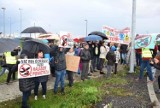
[147, 77, 160, 108]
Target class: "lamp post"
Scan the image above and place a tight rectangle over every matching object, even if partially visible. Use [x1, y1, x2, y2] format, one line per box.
[129, 0, 136, 73]
[19, 8, 22, 37]
[84, 19, 88, 36]
[1, 7, 6, 38]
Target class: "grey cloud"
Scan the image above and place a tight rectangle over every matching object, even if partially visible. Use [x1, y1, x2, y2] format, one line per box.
[0, 0, 160, 36]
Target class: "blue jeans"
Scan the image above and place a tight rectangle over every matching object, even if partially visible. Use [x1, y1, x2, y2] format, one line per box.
[122, 53, 127, 64]
[54, 70, 66, 93]
[0, 67, 8, 76]
[22, 90, 31, 108]
[139, 60, 153, 81]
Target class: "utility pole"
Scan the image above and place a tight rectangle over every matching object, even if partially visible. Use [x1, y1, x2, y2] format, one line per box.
[129, 0, 136, 73]
[84, 20, 88, 36]
[2, 7, 6, 38]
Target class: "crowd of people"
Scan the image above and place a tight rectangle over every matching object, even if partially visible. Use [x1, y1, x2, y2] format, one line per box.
[0, 40, 130, 108]
[6, 38, 160, 108]
[1, 34, 160, 108]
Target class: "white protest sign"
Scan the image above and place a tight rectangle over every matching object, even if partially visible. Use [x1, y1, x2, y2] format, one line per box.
[59, 31, 74, 48]
[102, 26, 130, 44]
[18, 58, 50, 79]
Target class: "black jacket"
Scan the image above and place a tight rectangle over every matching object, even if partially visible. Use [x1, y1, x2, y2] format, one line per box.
[106, 51, 116, 66]
[19, 78, 35, 92]
[80, 48, 91, 63]
[89, 44, 94, 59]
[120, 44, 128, 53]
[54, 49, 66, 71]
[93, 45, 100, 57]
[50, 45, 58, 57]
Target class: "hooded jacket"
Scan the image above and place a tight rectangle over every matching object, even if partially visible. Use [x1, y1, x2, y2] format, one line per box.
[106, 50, 116, 66]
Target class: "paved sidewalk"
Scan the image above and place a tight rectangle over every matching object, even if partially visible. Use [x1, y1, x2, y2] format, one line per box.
[0, 76, 55, 102]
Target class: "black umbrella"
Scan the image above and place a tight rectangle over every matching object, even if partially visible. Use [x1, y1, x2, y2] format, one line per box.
[88, 31, 108, 39]
[0, 38, 20, 54]
[20, 37, 33, 41]
[21, 26, 47, 34]
[21, 39, 51, 58]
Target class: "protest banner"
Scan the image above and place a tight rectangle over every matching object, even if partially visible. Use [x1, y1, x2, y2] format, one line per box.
[59, 31, 74, 48]
[135, 34, 157, 49]
[65, 55, 80, 72]
[156, 34, 160, 44]
[102, 26, 130, 44]
[18, 58, 50, 79]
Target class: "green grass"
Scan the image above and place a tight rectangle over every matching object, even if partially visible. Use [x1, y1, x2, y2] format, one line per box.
[0, 67, 7, 83]
[0, 73, 7, 83]
[0, 66, 132, 108]
[0, 66, 18, 84]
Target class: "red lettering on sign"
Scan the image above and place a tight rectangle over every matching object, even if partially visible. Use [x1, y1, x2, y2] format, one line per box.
[31, 70, 49, 76]
[109, 36, 120, 41]
[33, 66, 46, 71]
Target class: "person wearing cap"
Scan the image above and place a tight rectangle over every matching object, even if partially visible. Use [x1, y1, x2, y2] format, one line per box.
[106, 46, 116, 78]
[80, 43, 91, 81]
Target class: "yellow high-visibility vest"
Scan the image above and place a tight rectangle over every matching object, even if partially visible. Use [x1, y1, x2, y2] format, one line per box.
[4, 52, 17, 64]
[142, 48, 152, 58]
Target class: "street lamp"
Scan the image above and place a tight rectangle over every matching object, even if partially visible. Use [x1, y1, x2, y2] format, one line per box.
[1, 7, 6, 38]
[84, 19, 88, 36]
[19, 8, 22, 37]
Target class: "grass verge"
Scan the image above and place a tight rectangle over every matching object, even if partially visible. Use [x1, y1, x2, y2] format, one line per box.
[0, 66, 18, 84]
[0, 67, 7, 84]
[0, 66, 132, 108]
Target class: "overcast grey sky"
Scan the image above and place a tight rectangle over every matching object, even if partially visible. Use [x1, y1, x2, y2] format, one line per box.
[0, 0, 160, 37]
